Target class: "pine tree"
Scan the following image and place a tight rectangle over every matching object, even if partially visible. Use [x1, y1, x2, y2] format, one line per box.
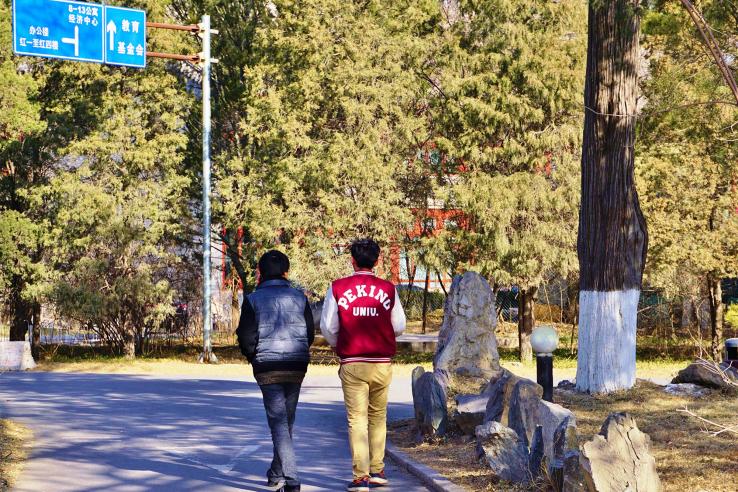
[422, 0, 586, 361]
[576, 0, 646, 393]
[1, 0, 196, 357]
[0, 0, 47, 345]
[176, 0, 442, 294]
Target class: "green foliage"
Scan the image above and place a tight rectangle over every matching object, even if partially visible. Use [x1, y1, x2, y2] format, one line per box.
[725, 304, 738, 329]
[0, 1, 45, 151]
[0, 211, 41, 295]
[32, 59, 194, 354]
[638, 1, 738, 300]
[176, 0, 443, 294]
[423, 0, 586, 289]
[0, 0, 197, 353]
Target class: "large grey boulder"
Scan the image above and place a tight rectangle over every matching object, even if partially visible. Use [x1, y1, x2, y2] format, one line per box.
[485, 372, 576, 463]
[484, 369, 522, 423]
[434, 272, 501, 380]
[411, 366, 448, 440]
[671, 360, 738, 391]
[580, 413, 661, 492]
[536, 400, 577, 461]
[663, 383, 711, 398]
[454, 392, 489, 435]
[506, 378, 544, 447]
[475, 421, 532, 484]
[528, 425, 545, 479]
[551, 417, 585, 492]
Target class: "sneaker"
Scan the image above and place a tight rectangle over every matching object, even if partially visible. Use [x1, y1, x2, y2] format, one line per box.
[347, 477, 370, 491]
[277, 486, 300, 492]
[369, 470, 388, 486]
[267, 477, 285, 488]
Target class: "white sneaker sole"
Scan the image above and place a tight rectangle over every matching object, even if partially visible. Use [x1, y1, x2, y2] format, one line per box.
[347, 486, 369, 491]
[369, 478, 388, 486]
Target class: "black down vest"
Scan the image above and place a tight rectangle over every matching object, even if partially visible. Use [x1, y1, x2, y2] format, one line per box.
[247, 279, 310, 367]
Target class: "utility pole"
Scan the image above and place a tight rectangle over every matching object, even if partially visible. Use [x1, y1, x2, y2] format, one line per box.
[199, 14, 216, 363]
[145, 16, 219, 363]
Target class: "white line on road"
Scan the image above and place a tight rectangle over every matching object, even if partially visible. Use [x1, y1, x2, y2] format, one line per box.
[184, 445, 261, 475]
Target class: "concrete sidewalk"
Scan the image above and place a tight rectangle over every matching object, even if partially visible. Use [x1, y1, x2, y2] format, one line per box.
[0, 371, 429, 491]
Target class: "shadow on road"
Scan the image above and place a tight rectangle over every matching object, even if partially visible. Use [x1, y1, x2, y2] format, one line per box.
[0, 372, 417, 491]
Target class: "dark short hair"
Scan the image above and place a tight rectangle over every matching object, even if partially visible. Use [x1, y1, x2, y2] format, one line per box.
[258, 250, 290, 279]
[350, 238, 380, 269]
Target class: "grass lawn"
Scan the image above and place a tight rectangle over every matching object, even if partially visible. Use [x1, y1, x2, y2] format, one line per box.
[33, 341, 690, 382]
[0, 419, 30, 491]
[388, 381, 738, 491]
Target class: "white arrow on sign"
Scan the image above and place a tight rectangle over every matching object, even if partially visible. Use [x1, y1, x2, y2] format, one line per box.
[106, 20, 116, 50]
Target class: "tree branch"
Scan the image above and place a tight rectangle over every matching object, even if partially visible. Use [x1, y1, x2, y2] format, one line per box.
[680, 0, 738, 105]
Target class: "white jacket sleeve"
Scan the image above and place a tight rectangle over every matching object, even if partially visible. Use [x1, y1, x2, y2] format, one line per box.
[320, 286, 340, 347]
[391, 290, 407, 337]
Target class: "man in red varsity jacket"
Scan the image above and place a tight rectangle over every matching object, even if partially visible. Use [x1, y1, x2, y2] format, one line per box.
[321, 238, 406, 492]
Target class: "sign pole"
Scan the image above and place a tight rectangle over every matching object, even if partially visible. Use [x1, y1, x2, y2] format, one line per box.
[199, 14, 216, 364]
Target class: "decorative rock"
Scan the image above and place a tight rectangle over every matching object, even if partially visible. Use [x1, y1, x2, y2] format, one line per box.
[486, 371, 576, 462]
[454, 392, 489, 435]
[551, 416, 585, 491]
[506, 378, 543, 447]
[663, 383, 711, 398]
[580, 413, 661, 492]
[434, 272, 501, 380]
[671, 360, 738, 391]
[411, 366, 448, 440]
[475, 421, 532, 484]
[557, 379, 577, 392]
[537, 400, 577, 461]
[528, 425, 545, 479]
[552, 416, 578, 462]
[484, 369, 521, 424]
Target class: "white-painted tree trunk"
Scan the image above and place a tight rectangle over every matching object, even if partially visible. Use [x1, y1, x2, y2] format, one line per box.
[576, 290, 639, 393]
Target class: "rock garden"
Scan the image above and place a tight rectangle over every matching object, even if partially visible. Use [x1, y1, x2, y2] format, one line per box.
[390, 272, 738, 491]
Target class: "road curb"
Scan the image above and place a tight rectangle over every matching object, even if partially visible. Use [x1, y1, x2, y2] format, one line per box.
[385, 442, 466, 492]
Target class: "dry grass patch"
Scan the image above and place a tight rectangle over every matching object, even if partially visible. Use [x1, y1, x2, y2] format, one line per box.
[35, 358, 432, 378]
[388, 419, 511, 492]
[0, 419, 31, 491]
[388, 381, 737, 492]
[556, 380, 737, 492]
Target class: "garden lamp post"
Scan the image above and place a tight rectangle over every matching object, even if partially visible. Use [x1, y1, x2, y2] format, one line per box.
[531, 325, 559, 402]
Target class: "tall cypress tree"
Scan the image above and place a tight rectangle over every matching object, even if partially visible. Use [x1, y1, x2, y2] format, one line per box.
[576, 0, 647, 393]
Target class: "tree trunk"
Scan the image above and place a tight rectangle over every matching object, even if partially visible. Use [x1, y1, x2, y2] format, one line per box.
[30, 303, 40, 361]
[123, 327, 136, 360]
[518, 287, 536, 363]
[9, 280, 32, 342]
[576, 0, 648, 393]
[421, 269, 431, 334]
[708, 274, 723, 361]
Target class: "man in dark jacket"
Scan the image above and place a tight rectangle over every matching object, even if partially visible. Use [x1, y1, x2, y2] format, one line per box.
[237, 250, 314, 492]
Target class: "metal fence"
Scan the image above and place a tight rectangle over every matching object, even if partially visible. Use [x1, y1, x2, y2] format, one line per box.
[3, 282, 736, 351]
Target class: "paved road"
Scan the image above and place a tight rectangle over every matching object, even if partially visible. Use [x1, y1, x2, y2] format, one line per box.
[0, 371, 429, 492]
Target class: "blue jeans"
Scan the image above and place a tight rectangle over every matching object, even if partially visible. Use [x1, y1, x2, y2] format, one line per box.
[260, 382, 302, 489]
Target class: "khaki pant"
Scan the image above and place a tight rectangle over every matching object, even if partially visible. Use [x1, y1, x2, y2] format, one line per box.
[339, 362, 393, 479]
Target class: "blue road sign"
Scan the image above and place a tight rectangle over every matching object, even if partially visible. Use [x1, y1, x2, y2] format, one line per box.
[104, 6, 146, 68]
[12, 0, 105, 63]
[12, 0, 147, 68]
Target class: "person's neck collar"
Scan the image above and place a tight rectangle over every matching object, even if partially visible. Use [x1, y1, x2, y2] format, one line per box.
[353, 268, 375, 275]
[259, 276, 289, 285]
